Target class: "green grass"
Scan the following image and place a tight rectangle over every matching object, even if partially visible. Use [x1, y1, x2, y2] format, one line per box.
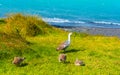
[0, 14, 120, 75]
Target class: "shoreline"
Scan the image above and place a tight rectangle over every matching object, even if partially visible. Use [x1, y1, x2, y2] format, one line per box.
[52, 25, 120, 37]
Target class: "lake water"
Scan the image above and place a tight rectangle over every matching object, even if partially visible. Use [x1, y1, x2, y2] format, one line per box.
[0, 0, 120, 28]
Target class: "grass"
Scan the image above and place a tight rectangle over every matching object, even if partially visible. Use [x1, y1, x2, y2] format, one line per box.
[0, 14, 120, 75]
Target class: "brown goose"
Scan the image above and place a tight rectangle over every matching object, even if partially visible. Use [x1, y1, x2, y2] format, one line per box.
[58, 54, 67, 62]
[56, 32, 72, 51]
[12, 57, 25, 66]
[75, 58, 85, 66]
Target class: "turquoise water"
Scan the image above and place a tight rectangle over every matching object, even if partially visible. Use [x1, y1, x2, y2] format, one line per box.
[0, 0, 120, 28]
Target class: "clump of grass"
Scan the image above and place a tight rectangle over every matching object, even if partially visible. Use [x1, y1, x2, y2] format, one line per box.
[0, 32, 29, 48]
[4, 13, 57, 37]
[0, 19, 5, 24]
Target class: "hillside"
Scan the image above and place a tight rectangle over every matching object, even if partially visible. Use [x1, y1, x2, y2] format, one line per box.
[0, 14, 120, 75]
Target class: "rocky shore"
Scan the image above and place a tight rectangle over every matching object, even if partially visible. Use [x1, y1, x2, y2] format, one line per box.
[53, 25, 120, 37]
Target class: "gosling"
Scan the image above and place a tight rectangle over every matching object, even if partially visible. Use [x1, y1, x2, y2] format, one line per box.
[12, 57, 25, 66]
[74, 58, 85, 66]
[59, 54, 67, 63]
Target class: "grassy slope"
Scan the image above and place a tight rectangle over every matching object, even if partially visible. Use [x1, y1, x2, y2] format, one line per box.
[0, 14, 120, 75]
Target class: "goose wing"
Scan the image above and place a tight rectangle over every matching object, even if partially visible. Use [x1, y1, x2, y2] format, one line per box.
[57, 41, 70, 50]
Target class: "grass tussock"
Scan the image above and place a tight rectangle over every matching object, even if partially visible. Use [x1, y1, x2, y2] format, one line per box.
[4, 13, 58, 37]
[0, 13, 120, 75]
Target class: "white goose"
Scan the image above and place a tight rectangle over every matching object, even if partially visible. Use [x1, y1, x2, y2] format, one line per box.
[56, 32, 72, 51]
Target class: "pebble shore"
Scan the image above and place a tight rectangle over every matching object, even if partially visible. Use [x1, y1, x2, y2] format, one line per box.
[53, 25, 120, 37]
